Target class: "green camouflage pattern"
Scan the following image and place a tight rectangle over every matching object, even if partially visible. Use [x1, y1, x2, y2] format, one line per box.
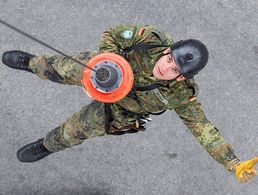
[43, 101, 106, 152]
[29, 50, 100, 85]
[29, 24, 238, 171]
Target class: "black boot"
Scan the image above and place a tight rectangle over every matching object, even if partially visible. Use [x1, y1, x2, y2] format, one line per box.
[17, 138, 53, 162]
[2, 50, 35, 73]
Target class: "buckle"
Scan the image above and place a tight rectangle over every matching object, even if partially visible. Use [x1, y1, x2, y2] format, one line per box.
[119, 49, 127, 59]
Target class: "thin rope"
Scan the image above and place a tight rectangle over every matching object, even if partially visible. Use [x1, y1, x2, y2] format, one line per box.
[0, 18, 96, 72]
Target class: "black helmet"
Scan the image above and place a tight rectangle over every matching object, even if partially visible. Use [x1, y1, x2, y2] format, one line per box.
[171, 39, 209, 79]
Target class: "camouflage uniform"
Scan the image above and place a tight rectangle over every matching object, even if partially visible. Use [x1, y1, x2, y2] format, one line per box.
[29, 24, 239, 171]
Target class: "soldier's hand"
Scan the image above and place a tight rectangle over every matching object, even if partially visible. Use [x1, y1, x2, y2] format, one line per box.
[233, 157, 258, 183]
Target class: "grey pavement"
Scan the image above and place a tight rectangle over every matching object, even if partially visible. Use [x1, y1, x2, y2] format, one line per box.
[0, 0, 258, 194]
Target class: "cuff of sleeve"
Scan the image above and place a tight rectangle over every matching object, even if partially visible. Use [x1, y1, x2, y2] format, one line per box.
[229, 158, 240, 172]
[213, 143, 239, 171]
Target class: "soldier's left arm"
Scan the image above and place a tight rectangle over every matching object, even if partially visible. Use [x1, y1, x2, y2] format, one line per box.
[174, 98, 240, 171]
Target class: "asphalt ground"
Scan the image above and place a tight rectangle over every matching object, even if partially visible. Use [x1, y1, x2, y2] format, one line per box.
[0, 0, 257, 194]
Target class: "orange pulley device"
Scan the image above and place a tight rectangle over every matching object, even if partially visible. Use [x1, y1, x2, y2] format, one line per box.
[81, 52, 134, 103]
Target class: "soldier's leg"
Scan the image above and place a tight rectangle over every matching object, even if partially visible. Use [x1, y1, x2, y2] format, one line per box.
[17, 100, 107, 162]
[43, 100, 107, 152]
[29, 51, 100, 86]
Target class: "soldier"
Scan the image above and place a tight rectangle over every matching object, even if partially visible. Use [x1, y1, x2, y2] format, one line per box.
[2, 24, 258, 183]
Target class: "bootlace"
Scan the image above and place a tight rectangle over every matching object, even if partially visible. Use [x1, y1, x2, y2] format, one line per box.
[32, 140, 47, 156]
[16, 54, 29, 68]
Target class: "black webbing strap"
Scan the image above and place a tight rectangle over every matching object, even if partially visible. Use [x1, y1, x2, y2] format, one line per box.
[104, 103, 113, 132]
[124, 44, 167, 53]
[135, 83, 166, 91]
[148, 109, 166, 115]
[120, 44, 167, 58]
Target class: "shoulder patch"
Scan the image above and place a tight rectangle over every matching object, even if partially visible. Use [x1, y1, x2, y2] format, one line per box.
[121, 30, 133, 39]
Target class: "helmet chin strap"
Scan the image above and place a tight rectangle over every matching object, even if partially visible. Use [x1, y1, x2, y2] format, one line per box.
[161, 51, 172, 56]
[175, 74, 182, 80]
[170, 73, 182, 81]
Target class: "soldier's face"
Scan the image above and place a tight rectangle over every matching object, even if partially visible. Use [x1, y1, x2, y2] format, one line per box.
[153, 48, 186, 81]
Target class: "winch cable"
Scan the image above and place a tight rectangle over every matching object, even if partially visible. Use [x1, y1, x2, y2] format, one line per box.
[0, 18, 96, 72]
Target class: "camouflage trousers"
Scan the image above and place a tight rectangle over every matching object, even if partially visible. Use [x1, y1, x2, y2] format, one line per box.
[28, 51, 120, 152]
